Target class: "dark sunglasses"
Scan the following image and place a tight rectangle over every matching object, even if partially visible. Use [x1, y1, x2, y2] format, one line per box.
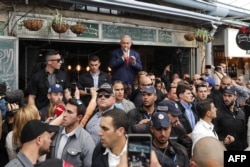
[48, 58, 61, 63]
[142, 83, 153, 86]
[97, 93, 112, 98]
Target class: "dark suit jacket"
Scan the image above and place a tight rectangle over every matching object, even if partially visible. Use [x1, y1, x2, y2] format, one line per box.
[177, 101, 199, 134]
[78, 71, 111, 105]
[91, 142, 109, 167]
[110, 48, 142, 87]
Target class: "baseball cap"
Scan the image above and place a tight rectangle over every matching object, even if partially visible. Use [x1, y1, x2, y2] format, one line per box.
[141, 86, 156, 94]
[201, 76, 215, 87]
[157, 100, 181, 116]
[223, 86, 236, 95]
[97, 83, 113, 94]
[35, 159, 75, 167]
[151, 112, 170, 129]
[21, 120, 59, 143]
[48, 84, 63, 93]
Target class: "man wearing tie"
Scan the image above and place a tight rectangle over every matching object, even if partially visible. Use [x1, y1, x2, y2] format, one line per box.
[109, 35, 142, 89]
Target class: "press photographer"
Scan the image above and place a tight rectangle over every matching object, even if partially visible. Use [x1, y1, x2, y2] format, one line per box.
[0, 82, 24, 117]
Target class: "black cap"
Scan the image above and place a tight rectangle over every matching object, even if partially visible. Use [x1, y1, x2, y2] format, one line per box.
[223, 86, 236, 95]
[151, 112, 170, 129]
[97, 83, 113, 94]
[157, 100, 182, 116]
[21, 120, 59, 143]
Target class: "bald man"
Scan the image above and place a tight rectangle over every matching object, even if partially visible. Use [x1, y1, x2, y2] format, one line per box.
[190, 137, 226, 167]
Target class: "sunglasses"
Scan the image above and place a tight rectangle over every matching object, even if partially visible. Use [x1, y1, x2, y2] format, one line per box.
[97, 93, 112, 98]
[48, 58, 62, 63]
[142, 83, 153, 86]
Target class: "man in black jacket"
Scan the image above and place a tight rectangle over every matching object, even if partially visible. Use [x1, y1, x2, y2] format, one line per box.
[214, 86, 248, 151]
[78, 55, 111, 106]
[27, 50, 70, 113]
[91, 108, 128, 167]
[150, 111, 189, 167]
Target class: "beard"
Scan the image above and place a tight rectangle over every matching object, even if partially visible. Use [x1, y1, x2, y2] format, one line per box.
[224, 100, 234, 107]
[39, 146, 50, 156]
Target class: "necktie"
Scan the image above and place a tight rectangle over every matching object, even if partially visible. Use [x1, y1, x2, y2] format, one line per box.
[125, 57, 129, 66]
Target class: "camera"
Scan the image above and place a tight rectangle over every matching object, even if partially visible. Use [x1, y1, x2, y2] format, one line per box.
[0, 82, 24, 106]
[85, 87, 91, 94]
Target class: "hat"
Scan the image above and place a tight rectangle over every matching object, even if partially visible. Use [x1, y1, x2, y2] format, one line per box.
[157, 100, 181, 116]
[35, 159, 75, 167]
[201, 76, 215, 87]
[21, 120, 59, 143]
[141, 86, 156, 94]
[48, 84, 63, 93]
[97, 83, 113, 94]
[151, 112, 170, 129]
[223, 86, 236, 95]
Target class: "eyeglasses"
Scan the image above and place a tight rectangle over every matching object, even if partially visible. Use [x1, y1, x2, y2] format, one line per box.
[76, 99, 83, 106]
[48, 59, 61, 63]
[97, 93, 112, 98]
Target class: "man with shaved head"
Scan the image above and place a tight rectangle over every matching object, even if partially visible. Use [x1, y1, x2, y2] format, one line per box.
[190, 137, 226, 167]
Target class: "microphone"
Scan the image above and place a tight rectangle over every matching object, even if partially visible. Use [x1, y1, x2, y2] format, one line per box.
[53, 104, 65, 118]
[124, 48, 128, 53]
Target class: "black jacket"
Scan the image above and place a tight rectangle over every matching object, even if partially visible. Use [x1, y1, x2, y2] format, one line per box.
[91, 142, 109, 167]
[214, 105, 248, 151]
[27, 69, 69, 110]
[78, 71, 111, 105]
[177, 101, 199, 134]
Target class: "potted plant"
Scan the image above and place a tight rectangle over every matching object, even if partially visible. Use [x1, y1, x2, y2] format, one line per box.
[21, 19, 43, 31]
[70, 20, 86, 35]
[48, 9, 69, 34]
[194, 28, 212, 43]
[184, 33, 195, 41]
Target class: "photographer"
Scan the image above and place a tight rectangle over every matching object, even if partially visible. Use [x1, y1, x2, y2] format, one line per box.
[0, 103, 19, 166]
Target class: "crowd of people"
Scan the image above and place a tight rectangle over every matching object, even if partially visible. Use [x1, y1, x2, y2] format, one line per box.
[1, 34, 250, 167]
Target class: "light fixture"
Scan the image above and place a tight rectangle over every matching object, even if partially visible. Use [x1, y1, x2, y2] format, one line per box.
[86, 66, 90, 71]
[76, 64, 81, 71]
[107, 66, 112, 72]
[67, 65, 72, 70]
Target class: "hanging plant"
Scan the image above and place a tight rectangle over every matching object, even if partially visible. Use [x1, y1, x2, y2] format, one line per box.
[184, 33, 195, 41]
[194, 28, 213, 43]
[70, 20, 86, 35]
[21, 19, 43, 31]
[47, 9, 69, 34]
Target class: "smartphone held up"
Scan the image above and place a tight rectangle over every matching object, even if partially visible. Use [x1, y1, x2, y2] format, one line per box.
[127, 134, 152, 167]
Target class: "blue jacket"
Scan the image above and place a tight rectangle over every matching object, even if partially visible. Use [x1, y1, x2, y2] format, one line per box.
[109, 48, 142, 87]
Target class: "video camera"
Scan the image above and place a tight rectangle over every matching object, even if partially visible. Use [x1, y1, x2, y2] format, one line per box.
[0, 82, 24, 107]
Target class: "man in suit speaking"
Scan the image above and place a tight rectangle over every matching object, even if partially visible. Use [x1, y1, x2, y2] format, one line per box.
[109, 35, 142, 89]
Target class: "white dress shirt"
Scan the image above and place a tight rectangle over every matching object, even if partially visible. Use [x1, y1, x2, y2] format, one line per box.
[192, 119, 218, 146]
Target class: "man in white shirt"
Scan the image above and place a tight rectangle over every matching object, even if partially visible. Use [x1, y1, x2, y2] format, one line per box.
[192, 98, 218, 146]
[91, 108, 128, 167]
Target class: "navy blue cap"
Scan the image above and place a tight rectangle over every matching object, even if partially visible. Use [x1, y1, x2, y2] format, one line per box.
[141, 86, 156, 94]
[48, 84, 63, 93]
[157, 100, 181, 116]
[151, 112, 170, 129]
[223, 86, 236, 95]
